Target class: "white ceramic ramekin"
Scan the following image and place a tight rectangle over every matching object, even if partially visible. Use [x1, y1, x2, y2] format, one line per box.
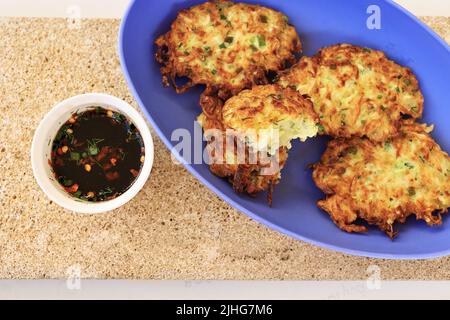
[31, 93, 154, 214]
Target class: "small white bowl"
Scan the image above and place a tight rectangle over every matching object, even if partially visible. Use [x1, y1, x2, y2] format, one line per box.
[31, 93, 154, 214]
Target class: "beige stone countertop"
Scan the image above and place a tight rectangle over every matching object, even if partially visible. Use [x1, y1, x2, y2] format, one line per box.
[0, 17, 449, 280]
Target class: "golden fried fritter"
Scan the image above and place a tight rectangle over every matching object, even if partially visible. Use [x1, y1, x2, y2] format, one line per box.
[198, 84, 318, 205]
[155, 0, 301, 100]
[207, 142, 289, 205]
[312, 120, 450, 238]
[278, 44, 424, 142]
[222, 84, 318, 153]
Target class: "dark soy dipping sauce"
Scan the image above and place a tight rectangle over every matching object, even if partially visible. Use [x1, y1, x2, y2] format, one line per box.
[50, 107, 145, 202]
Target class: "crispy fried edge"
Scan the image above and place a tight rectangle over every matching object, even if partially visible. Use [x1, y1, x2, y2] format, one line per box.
[312, 119, 449, 238]
[155, 0, 302, 102]
[277, 44, 424, 142]
[200, 85, 316, 206]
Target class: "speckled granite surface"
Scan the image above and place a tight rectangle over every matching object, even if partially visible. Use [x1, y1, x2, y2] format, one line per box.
[0, 17, 449, 280]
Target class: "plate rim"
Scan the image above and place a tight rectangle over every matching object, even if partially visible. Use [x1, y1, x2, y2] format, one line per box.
[118, 0, 450, 260]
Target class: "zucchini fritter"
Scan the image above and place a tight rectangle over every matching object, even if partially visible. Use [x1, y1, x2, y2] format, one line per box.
[155, 0, 301, 100]
[279, 44, 424, 142]
[312, 120, 450, 238]
[222, 84, 318, 153]
[198, 84, 318, 205]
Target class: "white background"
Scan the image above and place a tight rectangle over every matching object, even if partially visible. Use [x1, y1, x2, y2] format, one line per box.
[2, 280, 450, 299]
[0, 0, 449, 18]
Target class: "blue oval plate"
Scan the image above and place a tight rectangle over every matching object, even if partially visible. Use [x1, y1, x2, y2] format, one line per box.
[119, 0, 450, 259]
